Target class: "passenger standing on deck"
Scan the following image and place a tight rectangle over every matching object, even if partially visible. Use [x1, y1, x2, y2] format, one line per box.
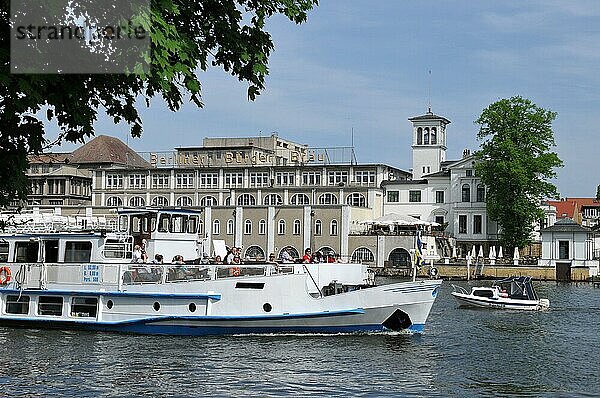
[232, 247, 242, 265]
[281, 248, 294, 263]
[132, 245, 143, 263]
[225, 247, 235, 264]
[302, 248, 312, 263]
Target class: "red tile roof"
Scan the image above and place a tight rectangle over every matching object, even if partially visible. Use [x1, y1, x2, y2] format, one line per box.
[547, 200, 577, 219]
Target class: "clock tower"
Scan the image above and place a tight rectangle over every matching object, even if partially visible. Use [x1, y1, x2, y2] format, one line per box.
[409, 109, 450, 180]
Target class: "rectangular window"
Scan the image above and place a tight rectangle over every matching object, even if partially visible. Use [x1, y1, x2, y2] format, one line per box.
[224, 172, 243, 188]
[409, 190, 421, 203]
[327, 171, 348, 186]
[249, 172, 269, 187]
[64, 241, 92, 263]
[435, 191, 445, 204]
[302, 172, 322, 186]
[466, 169, 473, 177]
[0, 242, 8, 262]
[38, 296, 63, 316]
[15, 242, 39, 263]
[276, 172, 295, 186]
[106, 174, 123, 189]
[473, 215, 482, 234]
[71, 297, 98, 318]
[176, 173, 195, 189]
[354, 170, 376, 185]
[128, 174, 146, 189]
[151, 174, 170, 189]
[199, 172, 219, 189]
[459, 215, 467, 234]
[435, 216, 444, 226]
[387, 191, 399, 203]
[5, 295, 30, 314]
[559, 241, 570, 260]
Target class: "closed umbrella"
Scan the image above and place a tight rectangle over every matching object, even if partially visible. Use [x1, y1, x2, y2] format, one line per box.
[470, 246, 476, 258]
[478, 245, 484, 258]
[452, 245, 457, 258]
[489, 246, 496, 259]
[498, 246, 503, 258]
[513, 247, 520, 260]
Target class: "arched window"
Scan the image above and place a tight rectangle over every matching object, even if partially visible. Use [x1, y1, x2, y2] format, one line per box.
[417, 127, 423, 145]
[315, 219, 322, 236]
[129, 196, 145, 207]
[319, 193, 338, 205]
[346, 193, 366, 207]
[200, 196, 217, 207]
[227, 219, 235, 235]
[278, 220, 286, 235]
[263, 194, 283, 206]
[352, 247, 375, 264]
[290, 193, 310, 205]
[245, 245, 265, 261]
[259, 219, 266, 235]
[237, 194, 256, 206]
[279, 246, 299, 260]
[318, 246, 336, 257]
[152, 196, 169, 207]
[106, 196, 123, 207]
[476, 184, 485, 202]
[244, 220, 252, 235]
[388, 248, 412, 268]
[176, 196, 193, 207]
[462, 184, 471, 202]
[293, 219, 301, 235]
[330, 220, 338, 236]
[225, 196, 231, 206]
[431, 127, 437, 144]
[424, 127, 430, 145]
[213, 220, 220, 235]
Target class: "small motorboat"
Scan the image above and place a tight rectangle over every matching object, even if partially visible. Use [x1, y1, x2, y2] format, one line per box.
[451, 276, 549, 311]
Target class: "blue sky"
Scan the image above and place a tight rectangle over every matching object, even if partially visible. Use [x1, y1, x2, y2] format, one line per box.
[56, 1, 600, 196]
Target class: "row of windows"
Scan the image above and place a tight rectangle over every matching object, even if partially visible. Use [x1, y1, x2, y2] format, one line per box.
[105, 193, 368, 208]
[386, 185, 485, 203]
[210, 219, 339, 236]
[458, 214, 483, 234]
[105, 170, 378, 190]
[240, 245, 375, 264]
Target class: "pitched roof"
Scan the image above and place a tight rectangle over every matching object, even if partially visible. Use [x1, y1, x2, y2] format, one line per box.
[408, 109, 451, 124]
[547, 200, 577, 219]
[70, 135, 150, 168]
[541, 218, 591, 233]
[564, 197, 600, 208]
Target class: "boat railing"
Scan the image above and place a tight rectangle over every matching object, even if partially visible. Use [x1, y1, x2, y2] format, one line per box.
[451, 284, 469, 295]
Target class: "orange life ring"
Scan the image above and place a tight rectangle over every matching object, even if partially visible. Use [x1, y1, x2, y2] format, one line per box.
[232, 267, 241, 277]
[0, 266, 11, 285]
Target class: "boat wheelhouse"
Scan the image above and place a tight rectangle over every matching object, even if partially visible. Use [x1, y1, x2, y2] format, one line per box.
[0, 208, 442, 335]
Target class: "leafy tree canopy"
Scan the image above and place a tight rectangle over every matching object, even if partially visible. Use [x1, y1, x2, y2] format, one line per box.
[0, 0, 318, 206]
[474, 96, 563, 249]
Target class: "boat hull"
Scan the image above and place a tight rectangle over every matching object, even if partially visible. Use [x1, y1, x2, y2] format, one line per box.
[0, 279, 442, 335]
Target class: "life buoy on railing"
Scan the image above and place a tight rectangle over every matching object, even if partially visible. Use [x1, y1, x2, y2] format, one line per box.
[232, 267, 241, 277]
[428, 267, 439, 278]
[0, 266, 12, 285]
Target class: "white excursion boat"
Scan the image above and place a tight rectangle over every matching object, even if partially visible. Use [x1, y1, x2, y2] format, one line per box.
[0, 209, 442, 335]
[451, 276, 550, 311]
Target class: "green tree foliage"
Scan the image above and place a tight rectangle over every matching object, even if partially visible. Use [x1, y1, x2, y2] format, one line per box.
[0, 0, 317, 206]
[596, 184, 600, 201]
[475, 96, 563, 249]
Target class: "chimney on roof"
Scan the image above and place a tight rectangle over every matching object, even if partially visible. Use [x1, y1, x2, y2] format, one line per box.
[462, 149, 471, 159]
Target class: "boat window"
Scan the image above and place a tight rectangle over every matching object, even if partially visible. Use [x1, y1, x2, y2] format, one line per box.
[38, 296, 63, 316]
[149, 214, 158, 232]
[170, 215, 187, 233]
[118, 215, 129, 232]
[44, 240, 59, 263]
[473, 289, 494, 298]
[103, 242, 129, 259]
[5, 295, 30, 314]
[15, 241, 39, 263]
[187, 215, 198, 234]
[64, 242, 92, 263]
[0, 242, 8, 262]
[158, 214, 170, 232]
[70, 297, 98, 317]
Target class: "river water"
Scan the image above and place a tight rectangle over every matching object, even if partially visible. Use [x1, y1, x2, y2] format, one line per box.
[0, 281, 598, 397]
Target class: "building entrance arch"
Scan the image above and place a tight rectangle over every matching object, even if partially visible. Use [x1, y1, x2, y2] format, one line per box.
[388, 248, 412, 268]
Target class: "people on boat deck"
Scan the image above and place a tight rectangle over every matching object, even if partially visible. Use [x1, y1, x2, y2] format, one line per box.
[213, 255, 223, 264]
[225, 248, 235, 264]
[232, 247, 242, 265]
[140, 239, 149, 263]
[311, 251, 323, 263]
[302, 248, 312, 263]
[132, 245, 144, 263]
[172, 255, 185, 264]
[268, 253, 276, 263]
[280, 248, 294, 263]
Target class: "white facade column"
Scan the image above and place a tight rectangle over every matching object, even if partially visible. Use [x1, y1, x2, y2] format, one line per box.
[284, 189, 289, 205]
[170, 169, 175, 205]
[267, 206, 275, 255]
[377, 235, 385, 267]
[235, 206, 243, 248]
[204, 207, 212, 256]
[257, 189, 262, 205]
[341, 205, 350, 258]
[303, 206, 312, 251]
